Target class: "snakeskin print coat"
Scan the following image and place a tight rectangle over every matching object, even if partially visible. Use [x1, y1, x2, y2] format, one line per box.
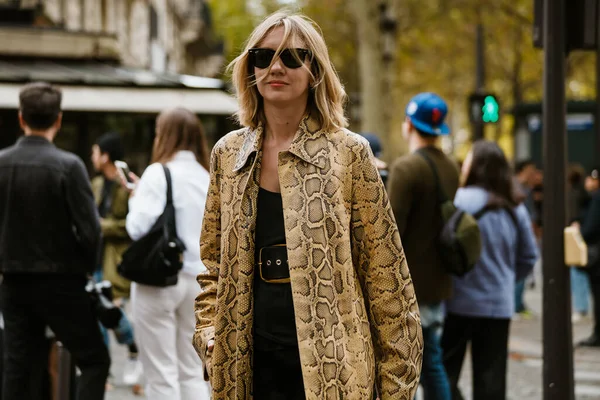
[193, 117, 423, 399]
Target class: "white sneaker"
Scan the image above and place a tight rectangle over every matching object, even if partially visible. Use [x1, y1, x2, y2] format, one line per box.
[123, 358, 143, 386]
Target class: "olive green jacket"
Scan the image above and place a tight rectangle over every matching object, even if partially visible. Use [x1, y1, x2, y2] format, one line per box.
[92, 175, 131, 299]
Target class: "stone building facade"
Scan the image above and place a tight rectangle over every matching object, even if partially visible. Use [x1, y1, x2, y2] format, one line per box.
[0, 0, 223, 77]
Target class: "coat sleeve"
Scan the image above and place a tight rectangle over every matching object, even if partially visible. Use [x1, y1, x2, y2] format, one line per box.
[350, 141, 423, 400]
[386, 159, 413, 236]
[65, 157, 101, 273]
[582, 194, 600, 245]
[514, 204, 539, 282]
[193, 145, 221, 374]
[100, 218, 129, 239]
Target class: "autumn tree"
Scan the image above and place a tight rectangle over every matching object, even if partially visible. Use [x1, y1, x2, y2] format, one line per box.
[207, 0, 595, 160]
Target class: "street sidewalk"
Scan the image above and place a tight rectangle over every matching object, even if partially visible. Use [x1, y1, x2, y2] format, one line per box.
[107, 280, 600, 400]
[505, 281, 600, 400]
[451, 279, 600, 400]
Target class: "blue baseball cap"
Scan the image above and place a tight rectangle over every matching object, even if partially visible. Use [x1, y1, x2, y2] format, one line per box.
[405, 92, 450, 136]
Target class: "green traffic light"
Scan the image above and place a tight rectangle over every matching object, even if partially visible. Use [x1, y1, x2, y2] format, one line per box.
[482, 95, 499, 123]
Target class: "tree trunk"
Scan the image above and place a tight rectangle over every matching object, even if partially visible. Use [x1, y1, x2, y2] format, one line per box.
[350, 0, 387, 146]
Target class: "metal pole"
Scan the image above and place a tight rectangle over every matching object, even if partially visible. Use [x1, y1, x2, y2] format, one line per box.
[56, 342, 72, 400]
[542, 0, 574, 398]
[473, 22, 485, 141]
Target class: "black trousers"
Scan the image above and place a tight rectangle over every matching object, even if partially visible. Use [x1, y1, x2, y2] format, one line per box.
[1, 274, 110, 400]
[253, 343, 305, 400]
[441, 313, 510, 400]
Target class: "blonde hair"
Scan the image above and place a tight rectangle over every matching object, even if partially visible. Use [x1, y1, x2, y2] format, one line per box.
[228, 10, 348, 131]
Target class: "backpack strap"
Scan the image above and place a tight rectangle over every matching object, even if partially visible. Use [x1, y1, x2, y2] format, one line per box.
[416, 148, 448, 204]
[161, 165, 178, 239]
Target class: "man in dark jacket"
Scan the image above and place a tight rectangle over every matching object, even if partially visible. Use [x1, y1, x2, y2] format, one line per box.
[0, 82, 110, 399]
[578, 167, 600, 347]
[387, 93, 459, 400]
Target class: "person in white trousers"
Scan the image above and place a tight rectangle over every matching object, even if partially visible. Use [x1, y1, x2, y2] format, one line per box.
[124, 107, 211, 400]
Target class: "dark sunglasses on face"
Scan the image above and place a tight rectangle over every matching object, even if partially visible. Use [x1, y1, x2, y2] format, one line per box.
[248, 48, 311, 69]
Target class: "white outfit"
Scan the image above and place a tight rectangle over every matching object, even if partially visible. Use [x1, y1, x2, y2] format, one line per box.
[127, 151, 211, 400]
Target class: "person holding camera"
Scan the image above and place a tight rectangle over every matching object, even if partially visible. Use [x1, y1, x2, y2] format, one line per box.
[90, 132, 143, 387]
[0, 82, 110, 400]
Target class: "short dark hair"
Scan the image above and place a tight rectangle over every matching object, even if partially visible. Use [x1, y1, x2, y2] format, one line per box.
[19, 82, 62, 130]
[96, 132, 124, 163]
[567, 163, 586, 186]
[415, 127, 438, 140]
[514, 159, 535, 174]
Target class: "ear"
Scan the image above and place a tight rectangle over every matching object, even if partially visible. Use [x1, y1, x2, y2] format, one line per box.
[54, 112, 63, 132]
[18, 111, 26, 132]
[405, 117, 415, 132]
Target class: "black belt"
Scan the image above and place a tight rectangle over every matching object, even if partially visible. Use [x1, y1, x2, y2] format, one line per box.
[258, 244, 290, 284]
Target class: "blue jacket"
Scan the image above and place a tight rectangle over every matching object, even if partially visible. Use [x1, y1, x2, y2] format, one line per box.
[445, 187, 539, 319]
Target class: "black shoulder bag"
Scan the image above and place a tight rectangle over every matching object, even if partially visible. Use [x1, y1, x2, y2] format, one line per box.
[118, 165, 186, 287]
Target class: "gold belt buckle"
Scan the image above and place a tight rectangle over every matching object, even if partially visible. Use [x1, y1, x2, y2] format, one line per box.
[258, 244, 290, 284]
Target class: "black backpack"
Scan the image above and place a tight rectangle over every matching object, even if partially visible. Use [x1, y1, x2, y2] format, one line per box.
[417, 150, 482, 277]
[118, 165, 186, 287]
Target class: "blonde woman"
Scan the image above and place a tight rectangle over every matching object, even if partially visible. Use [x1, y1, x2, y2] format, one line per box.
[193, 11, 423, 400]
[125, 108, 211, 400]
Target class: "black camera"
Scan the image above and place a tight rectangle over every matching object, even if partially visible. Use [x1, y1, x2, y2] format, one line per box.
[85, 280, 122, 329]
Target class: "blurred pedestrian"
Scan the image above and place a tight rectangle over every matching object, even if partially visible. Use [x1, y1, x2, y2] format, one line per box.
[513, 160, 538, 318]
[576, 167, 600, 347]
[567, 164, 591, 323]
[514, 160, 537, 219]
[0, 82, 109, 400]
[90, 132, 143, 387]
[193, 11, 422, 400]
[387, 92, 458, 400]
[123, 108, 212, 399]
[442, 140, 538, 400]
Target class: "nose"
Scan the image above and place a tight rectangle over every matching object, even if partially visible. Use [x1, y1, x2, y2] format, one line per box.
[270, 57, 285, 73]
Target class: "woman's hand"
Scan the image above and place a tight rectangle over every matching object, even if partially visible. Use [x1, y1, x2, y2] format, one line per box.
[203, 339, 215, 381]
[118, 170, 140, 195]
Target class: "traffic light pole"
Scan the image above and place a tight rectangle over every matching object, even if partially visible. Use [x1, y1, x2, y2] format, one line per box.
[542, 0, 575, 398]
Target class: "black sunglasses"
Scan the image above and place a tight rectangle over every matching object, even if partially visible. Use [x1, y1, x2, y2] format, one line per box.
[248, 48, 311, 69]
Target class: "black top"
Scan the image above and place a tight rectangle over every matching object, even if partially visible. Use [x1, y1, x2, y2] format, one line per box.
[253, 188, 298, 349]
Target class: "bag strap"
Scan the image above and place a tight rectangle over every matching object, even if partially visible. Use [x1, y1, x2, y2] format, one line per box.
[162, 165, 174, 206]
[161, 165, 178, 238]
[416, 148, 448, 204]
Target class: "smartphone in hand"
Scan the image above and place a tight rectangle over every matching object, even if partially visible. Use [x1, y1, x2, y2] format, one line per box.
[115, 160, 136, 190]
